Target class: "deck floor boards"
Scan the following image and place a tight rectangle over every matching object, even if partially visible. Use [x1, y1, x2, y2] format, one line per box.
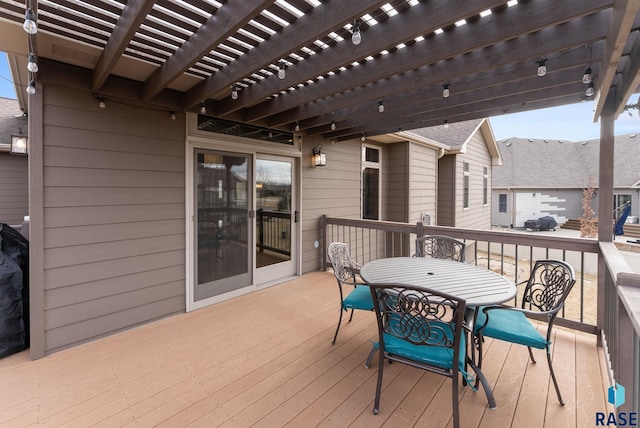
[0, 271, 609, 427]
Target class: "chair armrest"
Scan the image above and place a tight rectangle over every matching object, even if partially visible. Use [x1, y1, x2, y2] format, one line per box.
[476, 304, 563, 333]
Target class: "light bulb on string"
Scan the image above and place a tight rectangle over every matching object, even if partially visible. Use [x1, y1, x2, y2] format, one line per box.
[537, 59, 547, 77]
[444, 119, 450, 129]
[200, 103, 206, 114]
[98, 97, 106, 109]
[27, 53, 38, 73]
[277, 61, 286, 79]
[361, 133, 366, 142]
[23, 8, 37, 34]
[231, 85, 239, 100]
[585, 82, 595, 97]
[351, 21, 361, 45]
[26, 80, 35, 95]
[378, 101, 384, 113]
[442, 83, 450, 98]
[330, 121, 336, 131]
[582, 67, 592, 84]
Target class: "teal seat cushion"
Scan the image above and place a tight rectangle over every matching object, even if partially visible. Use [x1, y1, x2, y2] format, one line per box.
[379, 325, 466, 372]
[475, 307, 549, 349]
[343, 285, 374, 310]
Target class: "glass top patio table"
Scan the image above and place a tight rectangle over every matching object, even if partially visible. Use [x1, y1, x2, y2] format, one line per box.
[359, 257, 516, 307]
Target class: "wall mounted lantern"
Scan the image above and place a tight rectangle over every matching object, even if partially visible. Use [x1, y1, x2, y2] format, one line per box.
[312, 144, 326, 167]
[11, 134, 28, 155]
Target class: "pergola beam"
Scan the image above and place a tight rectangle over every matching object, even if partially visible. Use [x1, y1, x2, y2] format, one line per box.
[614, 31, 640, 117]
[92, 0, 156, 92]
[265, 12, 611, 129]
[206, 0, 508, 117]
[241, 0, 611, 123]
[142, 0, 273, 100]
[593, 0, 640, 119]
[182, 0, 391, 109]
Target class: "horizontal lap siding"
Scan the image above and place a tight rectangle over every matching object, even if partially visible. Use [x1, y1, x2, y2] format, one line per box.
[300, 137, 362, 273]
[408, 143, 437, 224]
[41, 85, 186, 354]
[0, 153, 28, 224]
[457, 134, 493, 229]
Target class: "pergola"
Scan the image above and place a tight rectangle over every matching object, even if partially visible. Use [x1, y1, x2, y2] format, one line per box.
[1, 0, 639, 239]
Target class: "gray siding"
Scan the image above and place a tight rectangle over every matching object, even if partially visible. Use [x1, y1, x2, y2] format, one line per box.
[386, 142, 408, 223]
[513, 190, 581, 227]
[38, 84, 186, 355]
[300, 136, 361, 273]
[456, 133, 493, 230]
[437, 155, 456, 227]
[408, 143, 437, 224]
[0, 152, 28, 224]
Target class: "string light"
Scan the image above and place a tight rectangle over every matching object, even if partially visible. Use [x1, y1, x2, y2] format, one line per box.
[361, 133, 366, 142]
[231, 84, 239, 100]
[23, 8, 37, 34]
[27, 53, 38, 73]
[330, 120, 336, 130]
[294, 122, 300, 132]
[98, 97, 106, 109]
[200, 102, 206, 114]
[170, 110, 176, 120]
[582, 45, 593, 84]
[351, 21, 362, 45]
[26, 80, 35, 95]
[585, 82, 595, 97]
[278, 60, 286, 79]
[537, 59, 547, 77]
[444, 119, 450, 129]
[442, 83, 450, 98]
[378, 101, 384, 113]
[582, 66, 592, 84]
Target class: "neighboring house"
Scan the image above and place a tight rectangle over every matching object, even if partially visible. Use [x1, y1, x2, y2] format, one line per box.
[393, 118, 502, 229]
[492, 135, 640, 228]
[0, 97, 28, 225]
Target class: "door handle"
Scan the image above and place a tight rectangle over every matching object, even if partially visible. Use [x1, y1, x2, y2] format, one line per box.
[294, 211, 299, 223]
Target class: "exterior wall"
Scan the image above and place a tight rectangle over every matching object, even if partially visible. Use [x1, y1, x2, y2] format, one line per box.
[300, 136, 362, 273]
[437, 154, 456, 227]
[386, 142, 409, 223]
[0, 152, 28, 225]
[35, 84, 186, 355]
[455, 133, 493, 230]
[513, 189, 582, 227]
[407, 143, 437, 224]
[492, 188, 640, 228]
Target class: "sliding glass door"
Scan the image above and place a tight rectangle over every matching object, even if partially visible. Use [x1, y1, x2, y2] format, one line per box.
[194, 149, 252, 301]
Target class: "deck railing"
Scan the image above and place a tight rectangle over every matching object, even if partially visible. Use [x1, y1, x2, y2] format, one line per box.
[257, 209, 291, 256]
[321, 215, 640, 411]
[600, 242, 640, 413]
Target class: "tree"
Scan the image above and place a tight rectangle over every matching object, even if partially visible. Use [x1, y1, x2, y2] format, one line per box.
[580, 176, 598, 238]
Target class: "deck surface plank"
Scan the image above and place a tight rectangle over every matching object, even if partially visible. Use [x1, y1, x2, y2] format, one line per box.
[0, 271, 608, 427]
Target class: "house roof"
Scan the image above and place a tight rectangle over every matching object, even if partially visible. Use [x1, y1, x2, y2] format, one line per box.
[1, 0, 640, 141]
[493, 134, 640, 188]
[0, 97, 27, 147]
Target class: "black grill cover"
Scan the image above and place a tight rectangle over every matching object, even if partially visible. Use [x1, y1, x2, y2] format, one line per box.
[0, 224, 29, 358]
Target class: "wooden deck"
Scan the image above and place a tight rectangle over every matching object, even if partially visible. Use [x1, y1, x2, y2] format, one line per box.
[0, 272, 611, 427]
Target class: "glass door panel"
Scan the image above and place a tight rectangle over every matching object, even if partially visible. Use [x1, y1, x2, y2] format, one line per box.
[195, 150, 251, 301]
[256, 158, 292, 268]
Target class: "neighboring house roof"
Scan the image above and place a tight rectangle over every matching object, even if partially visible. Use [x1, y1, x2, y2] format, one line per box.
[493, 134, 640, 189]
[0, 97, 27, 147]
[376, 118, 502, 164]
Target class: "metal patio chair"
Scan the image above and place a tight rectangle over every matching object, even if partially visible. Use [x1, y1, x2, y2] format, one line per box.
[368, 282, 495, 427]
[414, 235, 466, 262]
[474, 259, 576, 405]
[326, 242, 374, 345]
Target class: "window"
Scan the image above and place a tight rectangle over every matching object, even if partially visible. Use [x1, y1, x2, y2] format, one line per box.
[362, 146, 381, 220]
[483, 167, 488, 205]
[499, 194, 507, 213]
[463, 162, 470, 209]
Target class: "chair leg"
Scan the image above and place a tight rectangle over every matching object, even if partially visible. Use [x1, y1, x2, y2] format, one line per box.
[547, 349, 565, 405]
[527, 346, 537, 363]
[332, 308, 345, 345]
[364, 344, 379, 369]
[468, 359, 497, 409]
[452, 372, 460, 428]
[348, 308, 355, 322]
[373, 350, 384, 414]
